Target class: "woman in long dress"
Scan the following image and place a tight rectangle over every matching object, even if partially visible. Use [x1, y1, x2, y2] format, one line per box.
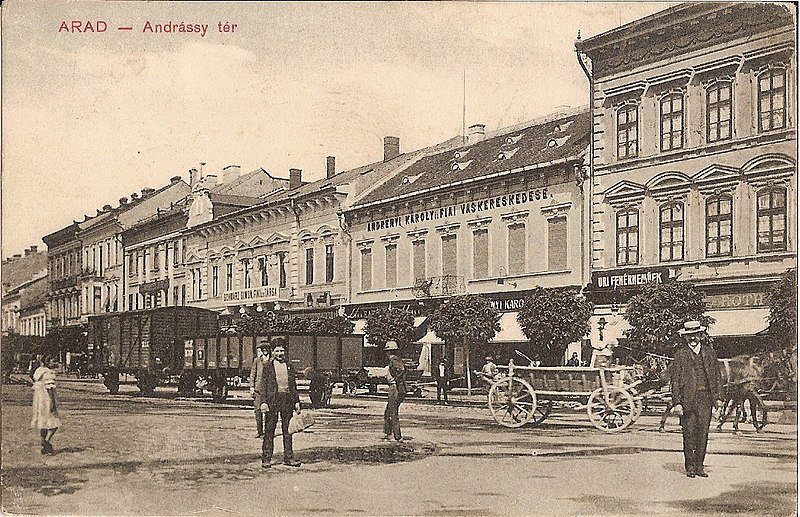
[31, 355, 61, 454]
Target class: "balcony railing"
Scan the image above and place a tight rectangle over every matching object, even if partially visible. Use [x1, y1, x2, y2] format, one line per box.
[411, 275, 466, 298]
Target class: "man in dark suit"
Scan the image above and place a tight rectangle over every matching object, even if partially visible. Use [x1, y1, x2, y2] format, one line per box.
[249, 341, 271, 438]
[670, 320, 724, 478]
[434, 357, 451, 405]
[255, 337, 302, 468]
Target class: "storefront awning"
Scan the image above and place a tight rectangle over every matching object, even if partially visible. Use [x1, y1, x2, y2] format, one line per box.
[707, 308, 770, 337]
[490, 312, 529, 343]
[416, 329, 444, 344]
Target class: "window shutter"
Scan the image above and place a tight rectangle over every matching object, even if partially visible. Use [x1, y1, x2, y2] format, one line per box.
[548, 217, 568, 271]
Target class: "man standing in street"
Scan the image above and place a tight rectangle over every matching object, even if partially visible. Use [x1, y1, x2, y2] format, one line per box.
[670, 320, 724, 478]
[249, 341, 270, 438]
[255, 337, 302, 468]
[382, 340, 406, 442]
[434, 357, 451, 405]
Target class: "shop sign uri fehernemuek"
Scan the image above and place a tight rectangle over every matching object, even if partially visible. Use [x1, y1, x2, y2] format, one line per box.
[591, 267, 670, 290]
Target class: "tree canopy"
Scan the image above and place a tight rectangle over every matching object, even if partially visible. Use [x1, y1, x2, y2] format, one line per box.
[624, 281, 712, 357]
[236, 313, 354, 336]
[516, 286, 593, 365]
[428, 295, 500, 350]
[364, 308, 414, 348]
[768, 268, 797, 349]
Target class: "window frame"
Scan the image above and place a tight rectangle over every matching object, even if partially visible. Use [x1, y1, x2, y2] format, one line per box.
[706, 80, 733, 143]
[705, 194, 734, 258]
[325, 244, 334, 283]
[305, 247, 314, 285]
[659, 201, 685, 262]
[659, 91, 685, 151]
[758, 67, 787, 133]
[615, 207, 640, 266]
[756, 186, 788, 253]
[616, 103, 639, 159]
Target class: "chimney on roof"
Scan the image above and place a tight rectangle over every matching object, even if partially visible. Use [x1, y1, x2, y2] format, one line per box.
[326, 156, 335, 179]
[170, 175, 182, 184]
[130, 192, 140, 201]
[13, 254, 21, 259]
[119, 197, 128, 206]
[467, 124, 486, 144]
[222, 165, 241, 184]
[141, 188, 156, 198]
[204, 174, 218, 186]
[103, 204, 113, 212]
[189, 168, 200, 188]
[29, 245, 38, 254]
[289, 168, 302, 190]
[25, 247, 33, 256]
[384, 136, 400, 161]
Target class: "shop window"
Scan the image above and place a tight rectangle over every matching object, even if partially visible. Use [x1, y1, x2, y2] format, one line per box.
[548, 217, 567, 270]
[508, 223, 526, 275]
[617, 104, 639, 158]
[758, 67, 787, 132]
[361, 248, 372, 290]
[413, 240, 426, 282]
[385, 244, 397, 288]
[442, 235, 458, 277]
[660, 92, 684, 151]
[707, 81, 732, 142]
[616, 208, 639, 265]
[473, 230, 488, 279]
[659, 202, 684, 262]
[757, 186, 787, 252]
[325, 244, 334, 283]
[706, 194, 733, 257]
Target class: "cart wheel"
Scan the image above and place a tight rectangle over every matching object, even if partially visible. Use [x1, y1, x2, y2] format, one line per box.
[530, 400, 553, 427]
[587, 386, 635, 432]
[488, 376, 537, 428]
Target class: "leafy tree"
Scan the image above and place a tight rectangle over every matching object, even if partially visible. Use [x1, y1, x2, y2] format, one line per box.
[430, 295, 500, 393]
[516, 286, 593, 366]
[365, 308, 414, 348]
[237, 313, 354, 336]
[768, 268, 797, 349]
[624, 281, 712, 357]
[43, 325, 87, 357]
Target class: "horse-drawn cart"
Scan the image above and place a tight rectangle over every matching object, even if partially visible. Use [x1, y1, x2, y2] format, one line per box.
[488, 361, 641, 432]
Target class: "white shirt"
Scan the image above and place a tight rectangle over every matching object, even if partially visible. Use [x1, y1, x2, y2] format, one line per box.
[689, 342, 701, 355]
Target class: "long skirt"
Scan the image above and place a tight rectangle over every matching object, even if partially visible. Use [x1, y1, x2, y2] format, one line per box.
[31, 385, 61, 430]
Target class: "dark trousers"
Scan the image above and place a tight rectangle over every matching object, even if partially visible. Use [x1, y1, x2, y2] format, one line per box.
[383, 385, 402, 440]
[254, 393, 265, 436]
[680, 392, 713, 471]
[436, 380, 449, 402]
[262, 392, 294, 462]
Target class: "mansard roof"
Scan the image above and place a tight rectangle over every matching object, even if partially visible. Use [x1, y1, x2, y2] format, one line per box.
[354, 110, 590, 207]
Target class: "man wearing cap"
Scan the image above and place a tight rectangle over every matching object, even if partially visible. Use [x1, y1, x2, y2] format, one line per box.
[670, 320, 724, 478]
[249, 341, 271, 438]
[382, 340, 406, 442]
[255, 337, 302, 468]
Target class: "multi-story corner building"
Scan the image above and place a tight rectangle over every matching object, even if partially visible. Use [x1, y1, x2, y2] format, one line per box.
[122, 167, 288, 310]
[183, 137, 438, 318]
[344, 110, 591, 368]
[42, 224, 83, 330]
[575, 2, 796, 355]
[1, 246, 48, 334]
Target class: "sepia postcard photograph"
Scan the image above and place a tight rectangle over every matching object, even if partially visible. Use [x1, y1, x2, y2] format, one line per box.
[1, 1, 797, 515]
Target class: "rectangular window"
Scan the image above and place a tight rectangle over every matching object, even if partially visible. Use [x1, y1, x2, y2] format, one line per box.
[180, 284, 186, 306]
[212, 265, 219, 297]
[757, 187, 787, 252]
[660, 92, 684, 151]
[361, 248, 372, 291]
[325, 244, 334, 283]
[759, 68, 787, 132]
[242, 259, 251, 289]
[196, 268, 202, 299]
[617, 104, 638, 158]
[153, 246, 160, 272]
[142, 251, 147, 276]
[659, 203, 685, 262]
[181, 239, 186, 263]
[616, 209, 639, 265]
[173, 286, 179, 307]
[98, 246, 104, 276]
[707, 81, 732, 142]
[413, 240, 426, 282]
[226, 263, 233, 291]
[173, 241, 179, 265]
[129, 293, 134, 311]
[259, 257, 268, 286]
[128, 254, 135, 277]
[441, 235, 458, 277]
[278, 252, 287, 288]
[548, 217, 568, 270]
[706, 195, 733, 257]
[508, 223, 526, 275]
[473, 230, 488, 279]
[305, 248, 314, 285]
[385, 244, 397, 288]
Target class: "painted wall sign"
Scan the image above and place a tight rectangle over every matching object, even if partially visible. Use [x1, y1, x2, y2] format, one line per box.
[223, 286, 278, 303]
[592, 267, 670, 290]
[366, 188, 549, 232]
[705, 291, 768, 309]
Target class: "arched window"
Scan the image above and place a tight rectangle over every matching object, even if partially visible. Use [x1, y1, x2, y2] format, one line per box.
[659, 202, 684, 262]
[617, 104, 638, 159]
[660, 92, 684, 151]
[757, 186, 787, 252]
[706, 194, 733, 257]
[706, 81, 732, 142]
[758, 67, 787, 132]
[616, 208, 639, 265]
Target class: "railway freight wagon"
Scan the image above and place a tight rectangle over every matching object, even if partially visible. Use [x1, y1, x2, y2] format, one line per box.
[88, 307, 219, 395]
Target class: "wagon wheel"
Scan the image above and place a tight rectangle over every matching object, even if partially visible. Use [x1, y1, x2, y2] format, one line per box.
[530, 400, 553, 427]
[488, 376, 537, 428]
[587, 385, 635, 432]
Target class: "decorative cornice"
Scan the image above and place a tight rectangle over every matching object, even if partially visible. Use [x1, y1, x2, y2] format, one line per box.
[500, 210, 530, 223]
[540, 202, 572, 220]
[466, 216, 492, 229]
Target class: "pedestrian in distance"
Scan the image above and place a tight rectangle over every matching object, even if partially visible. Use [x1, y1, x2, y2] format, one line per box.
[254, 337, 302, 468]
[566, 352, 581, 367]
[31, 355, 61, 455]
[382, 340, 406, 442]
[670, 320, 724, 479]
[434, 357, 451, 405]
[249, 341, 271, 438]
[476, 355, 500, 386]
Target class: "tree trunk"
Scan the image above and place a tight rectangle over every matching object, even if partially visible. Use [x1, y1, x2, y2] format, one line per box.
[465, 335, 472, 396]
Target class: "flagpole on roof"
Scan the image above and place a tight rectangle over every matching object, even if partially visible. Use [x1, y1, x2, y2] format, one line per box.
[462, 68, 467, 145]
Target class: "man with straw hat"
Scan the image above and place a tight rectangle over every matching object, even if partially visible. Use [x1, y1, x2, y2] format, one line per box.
[382, 340, 406, 442]
[670, 320, 724, 478]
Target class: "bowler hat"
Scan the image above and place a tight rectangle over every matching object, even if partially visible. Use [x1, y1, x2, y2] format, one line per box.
[384, 340, 399, 350]
[678, 320, 707, 335]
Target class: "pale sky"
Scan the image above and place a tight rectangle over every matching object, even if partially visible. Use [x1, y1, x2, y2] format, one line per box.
[2, 0, 672, 258]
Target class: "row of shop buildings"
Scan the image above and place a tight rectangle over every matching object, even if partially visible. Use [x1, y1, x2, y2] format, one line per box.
[9, 3, 796, 364]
